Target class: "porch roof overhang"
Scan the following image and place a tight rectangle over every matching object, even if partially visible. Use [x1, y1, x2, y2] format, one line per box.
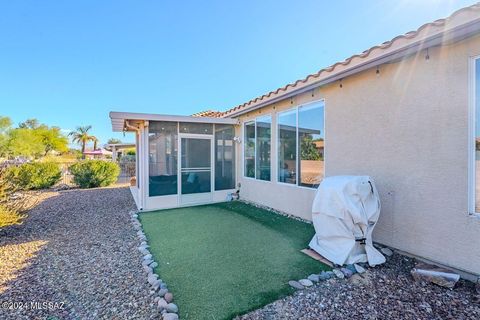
[109, 111, 238, 132]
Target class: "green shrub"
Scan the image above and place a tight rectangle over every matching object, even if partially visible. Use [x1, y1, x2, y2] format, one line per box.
[6, 162, 62, 190]
[69, 160, 120, 188]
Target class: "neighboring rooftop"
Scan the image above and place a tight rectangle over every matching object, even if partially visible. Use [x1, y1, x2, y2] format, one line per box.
[191, 110, 223, 118]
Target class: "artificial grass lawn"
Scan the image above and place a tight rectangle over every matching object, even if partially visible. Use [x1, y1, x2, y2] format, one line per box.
[140, 201, 328, 320]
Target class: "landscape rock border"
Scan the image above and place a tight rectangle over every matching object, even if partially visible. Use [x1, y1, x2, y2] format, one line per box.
[131, 211, 179, 320]
[288, 246, 399, 291]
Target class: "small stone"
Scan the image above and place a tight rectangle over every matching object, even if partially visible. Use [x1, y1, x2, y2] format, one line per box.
[154, 297, 160, 303]
[141, 241, 147, 246]
[143, 265, 153, 274]
[132, 214, 138, 218]
[325, 271, 335, 278]
[158, 288, 168, 297]
[148, 274, 158, 284]
[160, 282, 168, 289]
[166, 303, 178, 313]
[354, 264, 366, 274]
[163, 313, 179, 320]
[144, 254, 153, 260]
[381, 247, 393, 257]
[164, 292, 173, 303]
[307, 274, 320, 282]
[299, 279, 313, 287]
[288, 280, 304, 290]
[152, 280, 162, 290]
[332, 269, 345, 279]
[158, 298, 168, 310]
[142, 259, 153, 267]
[318, 271, 330, 280]
[340, 267, 353, 278]
[345, 264, 357, 274]
[150, 261, 158, 268]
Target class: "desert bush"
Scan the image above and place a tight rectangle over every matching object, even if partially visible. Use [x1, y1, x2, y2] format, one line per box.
[6, 161, 62, 190]
[0, 204, 26, 228]
[0, 166, 31, 229]
[69, 160, 120, 188]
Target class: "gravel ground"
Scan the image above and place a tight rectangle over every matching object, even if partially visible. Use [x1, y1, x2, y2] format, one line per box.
[0, 186, 161, 320]
[237, 254, 480, 320]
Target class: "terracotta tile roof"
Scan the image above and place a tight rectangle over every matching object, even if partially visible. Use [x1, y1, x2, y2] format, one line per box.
[219, 3, 480, 118]
[191, 110, 224, 118]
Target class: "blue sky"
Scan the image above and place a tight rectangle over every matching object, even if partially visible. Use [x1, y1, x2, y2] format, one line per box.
[0, 0, 475, 146]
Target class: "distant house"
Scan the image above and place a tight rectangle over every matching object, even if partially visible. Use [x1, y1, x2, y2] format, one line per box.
[82, 148, 112, 159]
[110, 4, 480, 278]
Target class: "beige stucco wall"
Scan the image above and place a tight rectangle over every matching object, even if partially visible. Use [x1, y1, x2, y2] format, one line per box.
[235, 34, 480, 276]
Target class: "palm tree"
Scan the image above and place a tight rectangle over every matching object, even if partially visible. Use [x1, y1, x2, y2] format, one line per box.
[92, 137, 99, 150]
[69, 126, 96, 158]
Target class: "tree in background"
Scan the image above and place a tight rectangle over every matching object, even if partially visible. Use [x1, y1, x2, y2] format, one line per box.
[36, 126, 69, 155]
[0, 116, 12, 157]
[107, 138, 122, 145]
[92, 137, 99, 150]
[0, 116, 69, 159]
[300, 134, 322, 161]
[18, 118, 40, 129]
[68, 125, 97, 158]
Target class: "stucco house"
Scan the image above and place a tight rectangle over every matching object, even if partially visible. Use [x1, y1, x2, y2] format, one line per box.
[110, 4, 480, 279]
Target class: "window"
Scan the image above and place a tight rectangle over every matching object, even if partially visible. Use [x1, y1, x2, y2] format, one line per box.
[278, 110, 297, 184]
[243, 116, 272, 180]
[215, 124, 236, 190]
[149, 121, 178, 196]
[278, 101, 324, 188]
[256, 116, 271, 180]
[244, 121, 255, 178]
[474, 58, 480, 212]
[298, 103, 324, 187]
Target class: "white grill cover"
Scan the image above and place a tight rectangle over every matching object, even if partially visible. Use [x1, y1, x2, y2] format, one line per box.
[308, 176, 386, 266]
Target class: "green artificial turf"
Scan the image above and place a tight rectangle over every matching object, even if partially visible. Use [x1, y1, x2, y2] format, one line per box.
[140, 201, 328, 320]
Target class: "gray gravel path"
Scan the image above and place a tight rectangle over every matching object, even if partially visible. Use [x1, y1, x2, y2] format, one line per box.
[0, 186, 161, 320]
[237, 254, 480, 320]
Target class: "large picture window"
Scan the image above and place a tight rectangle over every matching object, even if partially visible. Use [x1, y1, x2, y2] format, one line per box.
[243, 115, 272, 180]
[278, 110, 297, 184]
[278, 101, 324, 188]
[149, 121, 178, 196]
[474, 58, 480, 212]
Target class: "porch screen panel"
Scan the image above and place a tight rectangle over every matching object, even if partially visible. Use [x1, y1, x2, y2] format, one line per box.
[215, 124, 236, 190]
[298, 102, 324, 188]
[476, 58, 480, 212]
[278, 110, 297, 184]
[256, 116, 271, 181]
[179, 122, 213, 134]
[244, 122, 255, 178]
[149, 121, 178, 196]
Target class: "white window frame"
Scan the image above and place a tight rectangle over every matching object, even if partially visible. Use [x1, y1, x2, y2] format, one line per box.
[276, 99, 325, 189]
[242, 114, 272, 180]
[469, 56, 480, 215]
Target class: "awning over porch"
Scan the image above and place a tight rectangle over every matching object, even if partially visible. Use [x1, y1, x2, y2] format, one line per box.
[109, 111, 237, 132]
